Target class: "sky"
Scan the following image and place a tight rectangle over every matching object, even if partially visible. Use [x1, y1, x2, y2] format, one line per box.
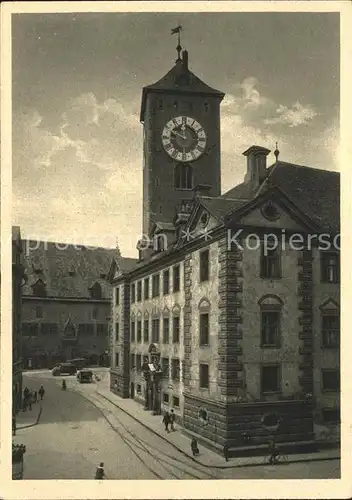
[12, 11, 340, 257]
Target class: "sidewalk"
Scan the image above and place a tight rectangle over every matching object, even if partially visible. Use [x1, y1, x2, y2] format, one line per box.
[94, 386, 340, 469]
[15, 401, 43, 430]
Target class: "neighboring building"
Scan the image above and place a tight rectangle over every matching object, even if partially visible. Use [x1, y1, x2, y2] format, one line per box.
[21, 240, 135, 369]
[109, 47, 340, 449]
[12, 226, 25, 414]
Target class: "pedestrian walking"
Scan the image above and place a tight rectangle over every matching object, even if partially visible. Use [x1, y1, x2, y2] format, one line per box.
[223, 443, 229, 462]
[162, 410, 170, 432]
[38, 385, 45, 401]
[12, 416, 16, 436]
[95, 462, 105, 479]
[169, 409, 176, 431]
[191, 437, 199, 456]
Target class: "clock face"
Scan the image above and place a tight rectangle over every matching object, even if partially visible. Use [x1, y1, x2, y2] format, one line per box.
[161, 116, 207, 162]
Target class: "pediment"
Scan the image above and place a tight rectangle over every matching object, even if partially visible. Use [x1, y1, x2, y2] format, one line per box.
[226, 187, 320, 233]
[319, 298, 340, 312]
[108, 258, 122, 282]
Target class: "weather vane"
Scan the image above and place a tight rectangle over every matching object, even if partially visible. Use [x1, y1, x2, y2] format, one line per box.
[171, 25, 183, 62]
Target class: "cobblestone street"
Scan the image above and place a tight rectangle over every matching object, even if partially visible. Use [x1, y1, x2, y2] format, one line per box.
[17, 370, 340, 480]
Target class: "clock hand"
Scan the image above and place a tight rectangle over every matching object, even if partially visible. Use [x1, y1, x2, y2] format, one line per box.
[171, 130, 187, 140]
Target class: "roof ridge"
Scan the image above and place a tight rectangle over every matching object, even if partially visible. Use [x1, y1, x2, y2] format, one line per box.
[271, 161, 339, 175]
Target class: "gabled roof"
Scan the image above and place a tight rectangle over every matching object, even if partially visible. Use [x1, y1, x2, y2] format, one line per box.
[225, 185, 321, 232]
[261, 161, 340, 232]
[107, 256, 138, 282]
[223, 161, 339, 232]
[22, 241, 123, 299]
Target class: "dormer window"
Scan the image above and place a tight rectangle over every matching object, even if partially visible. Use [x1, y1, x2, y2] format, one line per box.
[31, 279, 47, 297]
[68, 268, 75, 277]
[100, 273, 106, 279]
[90, 282, 102, 300]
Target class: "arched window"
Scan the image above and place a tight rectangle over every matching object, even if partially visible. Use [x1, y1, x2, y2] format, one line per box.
[258, 295, 283, 348]
[175, 164, 193, 190]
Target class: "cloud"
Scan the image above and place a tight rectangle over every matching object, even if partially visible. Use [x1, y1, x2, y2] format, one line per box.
[264, 101, 317, 127]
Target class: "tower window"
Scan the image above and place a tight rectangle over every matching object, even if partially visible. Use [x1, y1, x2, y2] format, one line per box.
[175, 164, 193, 190]
[158, 99, 164, 110]
[173, 100, 178, 110]
[204, 102, 209, 112]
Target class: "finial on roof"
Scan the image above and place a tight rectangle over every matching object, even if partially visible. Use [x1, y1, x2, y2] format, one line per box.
[115, 237, 121, 259]
[274, 142, 280, 163]
[171, 25, 183, 62]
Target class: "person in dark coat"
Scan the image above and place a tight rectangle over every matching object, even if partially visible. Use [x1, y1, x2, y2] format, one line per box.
[12, 416, 16, 436]
[223, 443, 229, 462]
[33, 390, 38, 403]
[162, 411, 170, 432]
[169, 409, 176, 431]
[191, 437, 199, 456]
[38, 386, 45, 400]
[95, 462, 105, 479]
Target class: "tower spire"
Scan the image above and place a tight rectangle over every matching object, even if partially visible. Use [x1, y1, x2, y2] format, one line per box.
[171, 25, 183, 62]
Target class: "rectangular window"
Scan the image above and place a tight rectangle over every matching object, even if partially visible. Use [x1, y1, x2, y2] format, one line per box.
[130, 353, 135, 369]
[172, 316, 180, 343]
[152, 318, 160, 343]
[35, 306, 43, 319]
[163, 269, 170, 295]
[137, 320, 142, 343]
[137, 384, 142, 394]
[261, 243, 281, 279]
[321, 252, 340, 283]
[97, 323, 108, 336]
[144, 278, 149, 300]
[199, 313, 209, 346]
[115, 322, 119, 342]
[131, 283, 136, 303]
[322, 369, 340, 392]
[173, 265, 180, 293]
[173, 396, 180, 407]
[78, 324, 94, 336]
[115, 353, 119, 367]
[136, 354, 141, 373]
[162, 357, 169, 378]
[152, 274, 160, 298]
[163, 317, 170, 344]
[131, 321, 136, 342]
[199, 363, 209, 388]
[92, 308, 98, 320]
[143, 319, 149, 343]
[261, 311, 280, 347]
[261, 365, 280, 393]
[41, 323, 58, 335]
[171, 359, 180, 381]
[200, 250, 210, 282]
[115, 287, 120, 306]
[137, 281, 142, 302]
[322, 314, 340, 348]
[163, 393, 169, 404]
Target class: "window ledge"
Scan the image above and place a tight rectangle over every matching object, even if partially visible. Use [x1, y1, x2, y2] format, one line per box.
[321, 345, 339, 349]
[261, 390, 282, 396]
[260, 345, 281, 349]
[322, 388, 339, 393]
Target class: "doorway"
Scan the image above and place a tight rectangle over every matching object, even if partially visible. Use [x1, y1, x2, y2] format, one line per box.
[130, 382, 135, 399]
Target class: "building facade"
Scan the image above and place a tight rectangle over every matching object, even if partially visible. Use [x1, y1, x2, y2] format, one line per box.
[109, 47, 340, 450]
[12, 226, 25, 414]
[21, 241, 135, 369]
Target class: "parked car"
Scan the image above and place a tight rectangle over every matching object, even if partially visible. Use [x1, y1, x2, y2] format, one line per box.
[52, 363, 76, 376]
[67, 358, 88, 370]
[77, 369, 93, 383]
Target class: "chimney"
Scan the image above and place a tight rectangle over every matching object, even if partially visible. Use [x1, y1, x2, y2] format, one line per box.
[243, 146, 271, 188]
[182, 50, 188, 70]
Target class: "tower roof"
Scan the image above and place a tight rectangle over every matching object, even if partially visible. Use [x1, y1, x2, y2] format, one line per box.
[140, 50, 224, 122]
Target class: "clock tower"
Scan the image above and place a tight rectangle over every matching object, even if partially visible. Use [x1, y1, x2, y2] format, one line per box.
[140, 47, 225, 238]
